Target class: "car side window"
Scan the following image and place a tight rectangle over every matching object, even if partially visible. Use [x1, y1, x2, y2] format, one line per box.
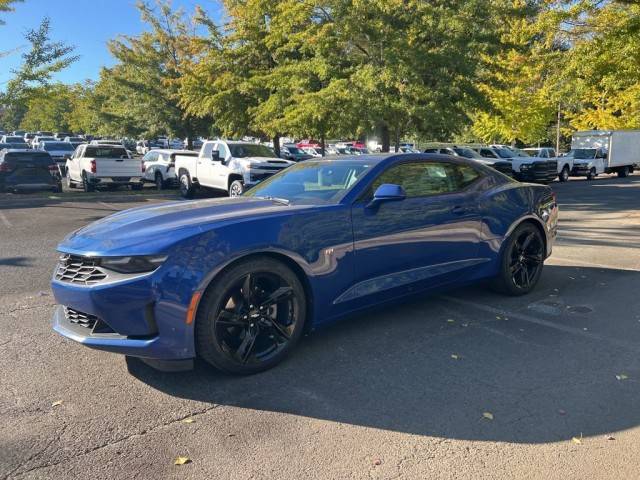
[218, 143, 230, 160]
[369, 162, 480, 198]
[480, 148, 497, 158]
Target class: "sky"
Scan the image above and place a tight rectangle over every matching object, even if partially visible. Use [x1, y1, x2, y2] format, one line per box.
[0, 0, 222, 88]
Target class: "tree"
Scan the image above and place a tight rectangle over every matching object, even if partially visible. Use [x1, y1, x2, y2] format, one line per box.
[101, 0, 210, 144]
[0, 0, 22, 26]
[0, 17, 78, 129]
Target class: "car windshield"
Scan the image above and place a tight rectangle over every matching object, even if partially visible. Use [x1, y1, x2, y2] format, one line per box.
[452, 147, 482, 159]
[4, 136, 23, 143]
[495, 148, 515, 159]
[43, 142, 74, 151]
[230, 143, 277, 158]
[68, 137, 83, 142]
[4, 152, 53, 165]
[245, 161, 373, 205]
[85, 146, 128, 158]
[285, 146, 303, 154]
[570, 148, 597, 159]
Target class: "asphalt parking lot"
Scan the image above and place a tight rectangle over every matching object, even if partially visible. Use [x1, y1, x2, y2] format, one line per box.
[1, 175, 639, 480]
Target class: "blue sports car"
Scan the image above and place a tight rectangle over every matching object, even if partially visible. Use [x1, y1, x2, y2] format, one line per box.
[51, 154, 558, 374]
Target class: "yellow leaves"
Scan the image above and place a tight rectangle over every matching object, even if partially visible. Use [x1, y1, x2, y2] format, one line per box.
[51, 400, 63, 407]
[182, 418, 195, 424]
[482, 412, 494, 421]
[446, 319, 455, 324]
[450, 354, 460, 360]
[174, 457, 191, 466]
[571, 435, 582, 445]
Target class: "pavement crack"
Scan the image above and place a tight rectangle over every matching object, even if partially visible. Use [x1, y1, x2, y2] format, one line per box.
[3, 303, 56, 315]
[6, 404, 220, 479]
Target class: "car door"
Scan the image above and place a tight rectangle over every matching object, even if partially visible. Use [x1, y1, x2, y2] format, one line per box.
[346, 160, 485, 305]
[209, 142, 232, 190]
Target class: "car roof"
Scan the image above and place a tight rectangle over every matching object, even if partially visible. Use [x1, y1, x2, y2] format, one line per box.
[150, 149, 195, 154]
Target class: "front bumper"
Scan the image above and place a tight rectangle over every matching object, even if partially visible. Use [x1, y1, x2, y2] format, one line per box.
[51, 272, 195, 361]
[571, 165, 591, 175]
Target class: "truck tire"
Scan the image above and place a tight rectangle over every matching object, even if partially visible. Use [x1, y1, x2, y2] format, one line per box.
[179, 173, 195, 199]
[618, 166, 630, 178]
[131, 183, 143, 191]
[154, 171, 164, 190]
[587, 168, 596, 181]
[229, 180, 244, 197]
[82, 172, 94, 192]
[559, 166, 569, 182]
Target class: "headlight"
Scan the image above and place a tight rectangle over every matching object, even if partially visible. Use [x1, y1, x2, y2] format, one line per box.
[99, 255, 167, 273]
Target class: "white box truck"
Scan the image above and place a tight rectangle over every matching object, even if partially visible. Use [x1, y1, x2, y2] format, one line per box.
[568, 130, 639, 180]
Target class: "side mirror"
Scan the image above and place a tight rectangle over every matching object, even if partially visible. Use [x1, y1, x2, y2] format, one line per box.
[211, 151, 221, 162]
[367, 184, 406, 208]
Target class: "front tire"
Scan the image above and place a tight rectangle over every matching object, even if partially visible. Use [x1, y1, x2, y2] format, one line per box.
[492, 223, 545, 296]
[154, 171, 164, 190]
[587, 168, 596, 181]
[229, 179, 244, 197]
[559, 166, 569, 182]
[195, 257, 307, 375]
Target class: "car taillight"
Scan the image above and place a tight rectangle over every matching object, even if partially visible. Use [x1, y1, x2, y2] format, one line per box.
[0, 162, 12, 172]
[90, 159, 96, 173]
[48, 164, 59, 172]
[141, 162, 145, 173]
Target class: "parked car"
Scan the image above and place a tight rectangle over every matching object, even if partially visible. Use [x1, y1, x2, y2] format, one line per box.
[136, 140, 164, 155]
[55, 132, 73, 140]
[0, 142, 30, 150]
[23, 132, 36, 144]
[31, 135, 56, 149]
[50, 153, 558, 374]
[1, 135, 26, 144]
[38, 141, 76, 170]
[175, 140, 294, 197]
[522, 147, 573, 182]
[425, 145, 513, 176]
[280, 144, 313, 162]
[90, 139, 123, 147]
[475, 146, 557, 184]
[64, 136, 86, 150]
[569, 130, 639, 179]
[12, 130, 27, 137]
[142, 149, 197, 189]
[0, 149, 62, 193]
[302, 147, 323, 157]
[65, 144, 143, 192]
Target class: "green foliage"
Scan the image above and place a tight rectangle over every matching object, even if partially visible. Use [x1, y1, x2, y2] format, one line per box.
[0, 0, 22, 25]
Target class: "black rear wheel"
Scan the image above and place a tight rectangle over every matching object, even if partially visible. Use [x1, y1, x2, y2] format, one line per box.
[82, 172, 94, 192]
[155, 171, 164, 190]
[492, 223, 545, 296]
[179, 173, 194, 198]
[618, 166, 629, 178]
[195, 257, 306, 374]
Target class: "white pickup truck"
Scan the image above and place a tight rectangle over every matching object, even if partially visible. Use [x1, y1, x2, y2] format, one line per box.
[65, 144, 144, 192]
[175, 140, 294, 197]
[567, 130, 639, 180]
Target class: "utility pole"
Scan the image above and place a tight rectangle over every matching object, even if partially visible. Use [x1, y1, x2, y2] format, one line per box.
[556, 101, 561, 154]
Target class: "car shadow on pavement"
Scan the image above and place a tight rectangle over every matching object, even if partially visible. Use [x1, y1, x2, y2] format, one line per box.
[127, 264, 640, 444]
[0, 256, 34, 267]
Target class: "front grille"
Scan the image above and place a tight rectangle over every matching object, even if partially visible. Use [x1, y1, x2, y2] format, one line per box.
[64, 307, 98, 329]
[55, 254, 107, 285]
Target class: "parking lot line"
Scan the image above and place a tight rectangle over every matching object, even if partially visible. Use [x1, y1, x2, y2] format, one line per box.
[0, 211, 12, 228]
[98, 201, 120, 211]
[443, 295, 640, 352]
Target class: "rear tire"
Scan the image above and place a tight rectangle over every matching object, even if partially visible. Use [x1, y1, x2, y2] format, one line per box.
[179, 173, 195, 198]
[559, 166, 569, 182]
[81, 172, 94, 192]
[618, 166, 630, 178]
[195, 257, 307, 375]
[491, 223, 545, 296]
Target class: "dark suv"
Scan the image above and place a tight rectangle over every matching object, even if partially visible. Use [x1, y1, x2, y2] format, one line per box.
[0, 150, 62, 193]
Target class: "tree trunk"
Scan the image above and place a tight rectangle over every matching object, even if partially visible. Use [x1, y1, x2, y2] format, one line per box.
[272, 134, 281, 157]
[381, 124, 390, 153]
[320, 131, 326, 157]
[394, 126, 401, 153]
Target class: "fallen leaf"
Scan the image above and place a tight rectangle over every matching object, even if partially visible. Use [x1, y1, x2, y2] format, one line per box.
[450, 354, 460, 360]
[462, 323, 469, 327]
[572, 436, 582, 445]
[607, 435, 615, 441]
[182, 418, 195, 424]
[51, 400, 63, 407]
[495, 315, 502, 320]
[553, 288, 559, 292]
[227, 433, 236, 437]
[558, 409, 567, 416]
[174, 457, 191, 466]
[568, 276, 576, 280]
[616, 374, 628, 381]
[372, 458, 382, 466]
[447, 319, 455, 323]
[482, 412, 494, 420]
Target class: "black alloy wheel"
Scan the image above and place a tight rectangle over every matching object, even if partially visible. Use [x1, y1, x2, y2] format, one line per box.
[492, 223, 545, 296]
[196, 257, 306, 374]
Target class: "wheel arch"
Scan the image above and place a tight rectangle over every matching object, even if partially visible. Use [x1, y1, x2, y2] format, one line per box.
[228, 173, 244, 188]
[194, 250, 315, 332]
[504, 215, 548, 257]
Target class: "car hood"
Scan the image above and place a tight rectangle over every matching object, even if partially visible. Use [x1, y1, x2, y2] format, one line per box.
[235, 156, 293, 165]
[58, 197, 305, 256]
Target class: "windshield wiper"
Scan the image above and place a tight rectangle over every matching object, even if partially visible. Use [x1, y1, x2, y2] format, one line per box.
[259, 196, 290, 206]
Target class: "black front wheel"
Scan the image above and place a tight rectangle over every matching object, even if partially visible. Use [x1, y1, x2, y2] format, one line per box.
[155, 172, 164, 190]
[195, 257, 306, 374]
[559, 166, 569, 182]
[492, 223, 545, 296]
